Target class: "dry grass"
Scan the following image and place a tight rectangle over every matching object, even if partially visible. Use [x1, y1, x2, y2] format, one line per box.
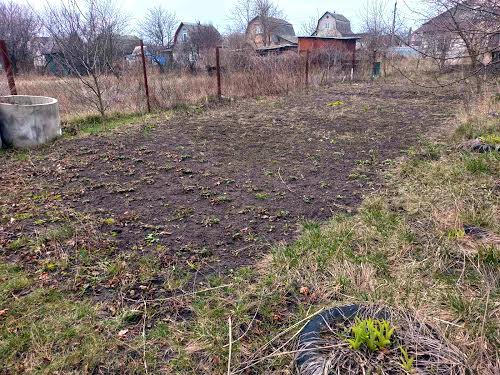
[0, 52, 311, 120]
[296, 305, 468, 375]
[0, 51, 367, 121]
[0, 77, 498, 373]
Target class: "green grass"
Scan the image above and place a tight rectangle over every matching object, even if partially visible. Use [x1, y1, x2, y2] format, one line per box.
[0, 264, 110, 373]
[63, 109, 180, 137]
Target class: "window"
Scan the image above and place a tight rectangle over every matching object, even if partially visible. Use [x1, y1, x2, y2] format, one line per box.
[325, 23, 330, 29]
[182, 32, 188, 42]
[255, 25, 263, 34]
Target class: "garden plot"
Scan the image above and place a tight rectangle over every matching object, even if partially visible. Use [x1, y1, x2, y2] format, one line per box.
[1, 83, 457, 279]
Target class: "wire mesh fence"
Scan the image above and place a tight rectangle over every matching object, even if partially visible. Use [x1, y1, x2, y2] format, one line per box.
[0, 47, 421, 120]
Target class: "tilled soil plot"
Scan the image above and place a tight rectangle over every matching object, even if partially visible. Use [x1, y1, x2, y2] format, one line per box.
[1, 83, 457, 279]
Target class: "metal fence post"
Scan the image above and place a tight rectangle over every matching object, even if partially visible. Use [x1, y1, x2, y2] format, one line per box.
[0, 40, 17, 95]
[216, 46, 221, 99]
[140, 40, 151, 113]
[305, 50, 310, 88]
[351, 47, 356, 81]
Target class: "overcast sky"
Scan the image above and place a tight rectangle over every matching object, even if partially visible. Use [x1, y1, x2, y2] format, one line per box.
[24, 0, 428, 35]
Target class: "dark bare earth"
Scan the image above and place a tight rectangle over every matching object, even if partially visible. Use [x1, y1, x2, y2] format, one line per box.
[1, 83, 456, 286]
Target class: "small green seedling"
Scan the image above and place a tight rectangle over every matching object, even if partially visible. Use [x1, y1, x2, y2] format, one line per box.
[479, 134, 500, 145]
[327, 100, 345, 107]
[144, 233, 160, 244]
[399, 346, 415, 372]
[255, 192, 270, 200]
[446, 228, 465, 239]
[346, 317, 394, 351]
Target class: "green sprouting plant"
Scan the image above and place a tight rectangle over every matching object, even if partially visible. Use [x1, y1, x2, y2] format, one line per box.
[144, 233, 160, 244]
[346, 317, 394, 351]
[255, 192, 270, 200]
[327, 100, 344, 107]
[480, 134, 500, 145]
[399, 346, 415, 372]
[446, 228, 465, 239]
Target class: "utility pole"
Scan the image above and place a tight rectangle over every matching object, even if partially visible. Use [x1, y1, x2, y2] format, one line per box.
[390, 1, 398, 47]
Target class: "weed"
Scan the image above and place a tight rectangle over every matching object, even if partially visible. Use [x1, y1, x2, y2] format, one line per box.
[446, 228, 465, 239]
[202, 216, 220, 227]
[399, 346, 415, 372]
[43, 261, 59, 272]
[479, 134, 500, 144]
[172, 207, 194, 220]
[464, 156, 491, 174]
[212, 194, 232, 204]
[102, 218, 115, 225]
[120, 309, 143, 326]
[144, 233, 160, 244]
[327, 100, 344, 107]
[41, 224, 75, 243]
[255, 192, 270, 200]
[7, 237, 31, 251]
[346, 317, 394, 351]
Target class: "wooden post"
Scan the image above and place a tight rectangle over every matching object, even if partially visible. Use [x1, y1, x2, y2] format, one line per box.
[140, 40, 151, 113]
[216, 46, 221, 99]
[305, 50, 310, 88]
[0, 40, 17, 95]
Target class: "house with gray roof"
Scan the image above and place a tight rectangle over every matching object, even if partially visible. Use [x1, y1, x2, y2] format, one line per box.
[246, 16, 297, 51]
[311, 11, 354, 38]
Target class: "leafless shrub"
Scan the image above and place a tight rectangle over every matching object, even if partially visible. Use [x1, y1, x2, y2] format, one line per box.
[0, 0, 40, 73]
[412, 0, 500, 92]
[174, 23, 221, 71]
[139, 6, 177, 48]
[41, 0, 128, 118]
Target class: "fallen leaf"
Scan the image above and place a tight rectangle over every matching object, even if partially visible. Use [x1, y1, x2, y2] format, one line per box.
[118, 329, 129, 337]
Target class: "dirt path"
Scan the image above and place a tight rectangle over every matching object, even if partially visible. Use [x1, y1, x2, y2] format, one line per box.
[1, 83, 457, 277]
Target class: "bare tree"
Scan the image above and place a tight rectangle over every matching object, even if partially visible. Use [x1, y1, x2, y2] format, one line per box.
[253, 0, 284, 46]
[228, 0, 284, 46]
[358, 0, 408, 75]
[358, 0, 392, 53]
[224, 31, 248, 50]
[411, 0, 500, 92]
[300, 16, 318, 36]
[0, 0, 40, 73]
[228, 0, 255, 33]
[42, 0, 128, 118]
[139, 6, 178, 47]
[175, 23, 221, 71]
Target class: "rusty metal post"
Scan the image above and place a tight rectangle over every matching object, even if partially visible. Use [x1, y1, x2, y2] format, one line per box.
[216, 46, 221, 99]
[0, 40, 17, 95]
[140, 40, 151, 113]
[351, 47, 356, 81]
[305, 50, 310, 88]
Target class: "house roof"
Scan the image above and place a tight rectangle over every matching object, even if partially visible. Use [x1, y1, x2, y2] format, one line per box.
[311, 11, 353, 37]
[116, 35, 141, 55]
[279, 35, 298, 44]
[320, 11, 350, 23]
[246, 16, 295, 37]
[414, 0, 499, 34]
[173, 22, 221, 45]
